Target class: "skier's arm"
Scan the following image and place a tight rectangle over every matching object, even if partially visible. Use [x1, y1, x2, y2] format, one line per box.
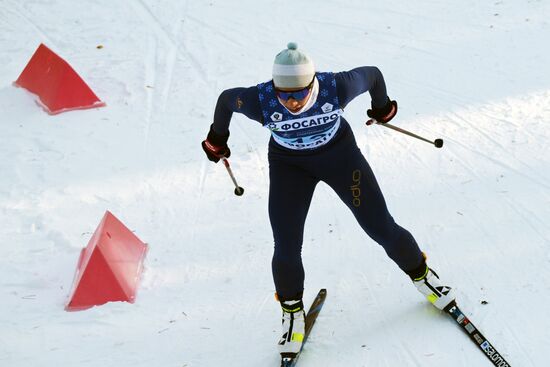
[336, 66, 397, 123]
[202, 86, 262, 163]
[335, 66, 388, 108]
[211, 86, 262, 135]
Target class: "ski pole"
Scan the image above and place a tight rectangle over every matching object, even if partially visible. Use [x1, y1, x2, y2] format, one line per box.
[220, 157, 244, 196]
[367, 119, 444, 148]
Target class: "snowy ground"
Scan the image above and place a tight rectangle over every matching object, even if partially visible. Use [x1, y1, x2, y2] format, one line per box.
[1, 1, 550, 366]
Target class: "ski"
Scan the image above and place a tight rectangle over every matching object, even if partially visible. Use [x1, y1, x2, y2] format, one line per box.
[281, 288, 327, 367]
[446, 302, 511, 366]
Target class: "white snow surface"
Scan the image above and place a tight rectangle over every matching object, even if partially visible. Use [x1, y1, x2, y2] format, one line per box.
[1, 1, 550, 366]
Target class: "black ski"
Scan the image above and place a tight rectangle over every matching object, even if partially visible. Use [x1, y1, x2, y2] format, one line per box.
[446, 302, 511, 366]
[281, 288, 327, 367]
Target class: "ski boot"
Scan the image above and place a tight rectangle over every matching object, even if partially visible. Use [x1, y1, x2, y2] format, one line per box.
[278, 298, 306, 362]
[408, 257, 456, 311]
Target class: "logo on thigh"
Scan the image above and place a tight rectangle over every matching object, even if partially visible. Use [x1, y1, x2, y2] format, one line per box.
[350, 169, 361, 207]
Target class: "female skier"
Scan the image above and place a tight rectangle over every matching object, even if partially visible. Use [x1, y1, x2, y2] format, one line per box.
[201, 42, 455, 362]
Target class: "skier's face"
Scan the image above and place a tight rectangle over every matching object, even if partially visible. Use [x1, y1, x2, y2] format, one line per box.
[275, 80, 314, 113]
[278, 93, 310, 112]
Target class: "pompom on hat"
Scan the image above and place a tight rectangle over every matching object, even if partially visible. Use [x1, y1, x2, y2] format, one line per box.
[272, 42, 315, 89]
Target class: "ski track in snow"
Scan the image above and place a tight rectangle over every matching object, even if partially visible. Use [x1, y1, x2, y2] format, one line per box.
[1, 0, 550, 366]
[142, 34, 157, 146]
[185, 14, 244, 49]
[132, 0, 211, 90]
[3, 1, 59, 49]
[448, 111, 550, 190]
[131, 0, 178, 147]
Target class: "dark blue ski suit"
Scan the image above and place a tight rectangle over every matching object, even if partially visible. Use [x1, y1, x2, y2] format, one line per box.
[211, 67, 424, 300]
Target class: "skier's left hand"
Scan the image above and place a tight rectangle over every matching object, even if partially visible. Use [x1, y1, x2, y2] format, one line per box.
[367, 98, 398, 124]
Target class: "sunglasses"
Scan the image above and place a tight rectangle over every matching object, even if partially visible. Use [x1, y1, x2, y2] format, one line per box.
[275, 78, 314, 102]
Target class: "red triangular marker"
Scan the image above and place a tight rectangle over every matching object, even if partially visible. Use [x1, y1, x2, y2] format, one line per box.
[14, 43, 106, 115]
[66, 211, 148, 311]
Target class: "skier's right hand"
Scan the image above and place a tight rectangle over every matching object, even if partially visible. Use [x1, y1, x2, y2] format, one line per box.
[201, 124, 231, 163]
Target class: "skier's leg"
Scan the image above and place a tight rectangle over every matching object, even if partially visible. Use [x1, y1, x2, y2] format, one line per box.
[269, 157, 318, 358]
[269, 158, 319, 301]
[321, 142, 424, 272]
[320, 138, 455, 309]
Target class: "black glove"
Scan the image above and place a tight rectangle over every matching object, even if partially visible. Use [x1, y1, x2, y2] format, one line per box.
[367, 98, 398, 124]
[201, 124, 231, 163]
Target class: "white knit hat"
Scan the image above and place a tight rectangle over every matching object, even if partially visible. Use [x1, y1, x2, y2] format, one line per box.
[272, 42, 315, 89]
